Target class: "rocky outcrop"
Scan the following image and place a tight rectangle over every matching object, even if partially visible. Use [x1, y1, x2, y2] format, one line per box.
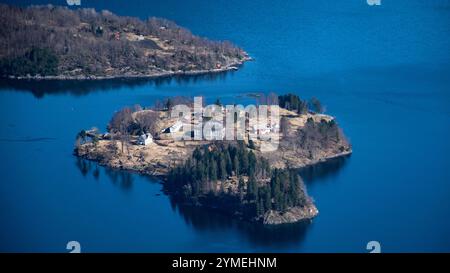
[263, 204, 319, 225]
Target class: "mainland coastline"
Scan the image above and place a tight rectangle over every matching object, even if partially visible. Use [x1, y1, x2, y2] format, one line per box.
[0, 4, 250, 80]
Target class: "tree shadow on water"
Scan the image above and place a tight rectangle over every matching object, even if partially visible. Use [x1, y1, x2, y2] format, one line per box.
[162, 155, 352, 249]
[74, 158, 134, 191]
[104, 167, 134, 191]
[169, 198, 311, 249]
[72, 153, 350, 249]
[0, 70, 234, 98]
[299, 154, 351, 184]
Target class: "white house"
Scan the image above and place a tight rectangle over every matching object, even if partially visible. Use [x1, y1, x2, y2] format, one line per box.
[169, 120, 183, 133]
[137, 133, 153, 146]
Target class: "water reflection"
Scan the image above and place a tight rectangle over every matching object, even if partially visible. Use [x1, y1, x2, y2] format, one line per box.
[299, 154, 351, 184]
[104, 167, 134, 191]
[0, 137, 56, 143]
[0, 70, 235, 98]
[74, 154, 349, 248]
[75, 157, 95, 178]
[75, 158, 134, 191]
[170, 198, 311, 249]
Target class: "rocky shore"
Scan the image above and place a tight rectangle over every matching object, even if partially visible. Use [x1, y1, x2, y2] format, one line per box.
[263, 204, 319, 225]
[7, 56, 251, 81]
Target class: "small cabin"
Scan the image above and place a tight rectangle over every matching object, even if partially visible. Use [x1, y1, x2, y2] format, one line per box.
[169, 121, 183, 133]
[137, 133, 153, 146]
[161, 120, 184, 134]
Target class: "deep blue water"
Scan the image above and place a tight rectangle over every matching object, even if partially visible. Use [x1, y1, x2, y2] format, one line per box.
[1, 0, 449, 252]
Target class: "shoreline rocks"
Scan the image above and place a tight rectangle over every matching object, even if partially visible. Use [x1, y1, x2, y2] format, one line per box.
[263, 204, 319, 225]
[5, 57, 252, 81]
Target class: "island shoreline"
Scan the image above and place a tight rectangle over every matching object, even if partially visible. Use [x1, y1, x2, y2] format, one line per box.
[76, 147, 352, 178]
[73, 97, 352, 225]
[3, 57, 252, 81]
[75, 147, 352, 225]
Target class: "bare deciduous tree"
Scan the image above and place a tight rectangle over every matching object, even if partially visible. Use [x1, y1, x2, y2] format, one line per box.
[0, 4, 247, 77]
[108, 107, 133, 153]
[135, 110, 160, 136]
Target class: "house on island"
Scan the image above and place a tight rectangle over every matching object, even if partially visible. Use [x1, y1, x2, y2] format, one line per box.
[137, 133, 153, 146]
[161, 120, 184, 134]
[169, 120, 183, 133]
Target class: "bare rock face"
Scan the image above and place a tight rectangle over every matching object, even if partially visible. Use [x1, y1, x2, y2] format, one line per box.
[263, 204, 319, 225]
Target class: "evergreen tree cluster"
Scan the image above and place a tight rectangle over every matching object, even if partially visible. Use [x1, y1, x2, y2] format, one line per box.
[166, 141, 310, 218]
[301, 117, 342, 148]
[278, 93, 308, 114]
[0, 47, 58, 76]
[167, 141, 270, 196]
[251, 168, 309, 217]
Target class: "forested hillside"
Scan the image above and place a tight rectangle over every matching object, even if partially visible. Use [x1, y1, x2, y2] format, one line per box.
[0, 4, 248, 78]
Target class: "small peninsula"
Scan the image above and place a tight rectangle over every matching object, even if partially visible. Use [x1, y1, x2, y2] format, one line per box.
[0, 4, 249, 80]
[74, 94, 352, 225]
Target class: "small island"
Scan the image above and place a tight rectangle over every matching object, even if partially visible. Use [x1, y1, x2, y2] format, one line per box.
[0, 4, 249, 80]
[74, 94, 352, 225]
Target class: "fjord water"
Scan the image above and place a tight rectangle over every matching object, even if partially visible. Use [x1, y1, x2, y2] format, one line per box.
[1, 0, 450, 252]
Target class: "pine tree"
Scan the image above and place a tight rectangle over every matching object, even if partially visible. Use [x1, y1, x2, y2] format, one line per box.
[165, 98, 173, 110]
[246, 174, 258, 201]
[238, 177, 245, 201]
[209, 159, 218, 182]
[225, 151, 233, 176]
[233, 154, 239, 176]
[193, 148, 202, 162]
[289, 172, 300, 206]
[219, 154, 227, 180]
[248, 151, 256, 177]
[240, 147, 249, 175]
[258, 198, 264, 216]
[248, 139, 255, 149]
[271, 169, 283, 211]
[258, 186, 272, 212]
